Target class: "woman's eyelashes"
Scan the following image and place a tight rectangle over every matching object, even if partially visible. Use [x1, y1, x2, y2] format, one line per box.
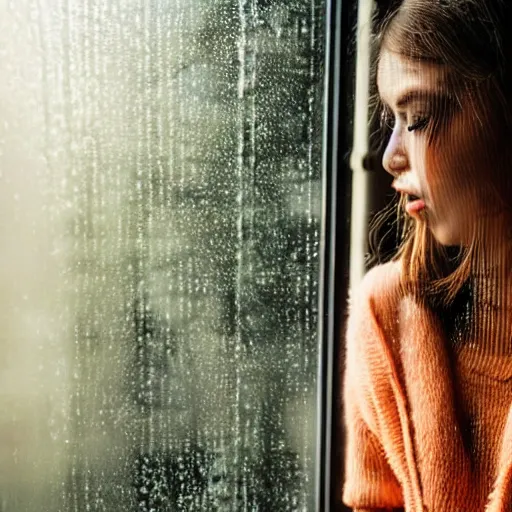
[380, 108, 432, 133]
[407, 115, 430, 132]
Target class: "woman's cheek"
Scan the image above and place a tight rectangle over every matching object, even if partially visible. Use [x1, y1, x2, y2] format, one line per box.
[423, 145, 450, 206]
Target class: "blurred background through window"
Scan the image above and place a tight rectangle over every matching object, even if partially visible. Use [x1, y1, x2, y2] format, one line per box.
[0, 1, 327, 510]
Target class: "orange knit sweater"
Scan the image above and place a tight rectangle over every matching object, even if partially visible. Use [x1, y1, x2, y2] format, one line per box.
[342, 260, 512, 512]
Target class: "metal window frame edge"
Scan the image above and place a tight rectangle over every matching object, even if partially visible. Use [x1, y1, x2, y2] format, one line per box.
[315, 0, 346, 510]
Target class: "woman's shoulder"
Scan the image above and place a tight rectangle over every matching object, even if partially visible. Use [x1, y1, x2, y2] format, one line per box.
[344, 260, 405, 416]
[348, 258, 403, 315]
[346, 258, 441, 369]
[345, 258, 407, 374]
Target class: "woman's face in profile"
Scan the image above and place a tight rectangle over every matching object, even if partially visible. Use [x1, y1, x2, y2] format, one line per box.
[377, 47, 501, 247]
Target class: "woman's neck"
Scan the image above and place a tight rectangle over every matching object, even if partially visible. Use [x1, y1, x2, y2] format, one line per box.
[467, 236, 512, 355]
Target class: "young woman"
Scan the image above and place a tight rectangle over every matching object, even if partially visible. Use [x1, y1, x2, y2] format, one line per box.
[343, 1, 512, 511]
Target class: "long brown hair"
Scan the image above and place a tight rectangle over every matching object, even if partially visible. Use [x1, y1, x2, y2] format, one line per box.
[368, 0, 512, 310]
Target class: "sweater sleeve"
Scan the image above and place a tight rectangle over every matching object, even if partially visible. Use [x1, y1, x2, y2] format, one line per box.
[341, 264, 404, 510]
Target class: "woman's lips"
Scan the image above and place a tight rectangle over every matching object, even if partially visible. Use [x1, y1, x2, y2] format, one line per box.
[405, 197, 426, 215]
[392, 182, 427, 215]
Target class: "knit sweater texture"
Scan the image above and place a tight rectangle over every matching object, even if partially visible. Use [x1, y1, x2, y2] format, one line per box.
[342, 260, 512, 512]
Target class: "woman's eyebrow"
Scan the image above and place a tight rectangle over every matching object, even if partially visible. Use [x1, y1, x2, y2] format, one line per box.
[384, 89, 454, 109]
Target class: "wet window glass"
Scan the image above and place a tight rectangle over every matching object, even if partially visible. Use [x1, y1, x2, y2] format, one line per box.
[0, 1, 327, 510]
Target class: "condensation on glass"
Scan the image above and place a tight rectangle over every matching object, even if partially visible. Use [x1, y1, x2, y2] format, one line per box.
[0, 0, 325, 510]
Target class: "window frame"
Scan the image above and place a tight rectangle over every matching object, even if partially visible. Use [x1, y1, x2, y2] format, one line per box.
[316, 0, 356, 510]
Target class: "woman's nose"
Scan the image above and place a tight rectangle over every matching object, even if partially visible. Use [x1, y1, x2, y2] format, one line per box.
[382, 130, 408, 177]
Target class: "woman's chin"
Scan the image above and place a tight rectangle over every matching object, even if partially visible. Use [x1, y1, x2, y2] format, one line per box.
[429, 225, 463, 247]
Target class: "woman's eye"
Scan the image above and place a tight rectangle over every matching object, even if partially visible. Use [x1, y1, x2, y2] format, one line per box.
[380, 108, 433, 133]
[407, 115, 430, 132]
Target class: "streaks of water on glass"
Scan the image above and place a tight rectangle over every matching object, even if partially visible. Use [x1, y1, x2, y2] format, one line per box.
[0, 0, 325, 510]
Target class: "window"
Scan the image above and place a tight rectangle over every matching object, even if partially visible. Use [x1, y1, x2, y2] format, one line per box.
[0, 0, 348, 510]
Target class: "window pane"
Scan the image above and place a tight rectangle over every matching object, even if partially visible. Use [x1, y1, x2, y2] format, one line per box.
[0, 0, 326, 509]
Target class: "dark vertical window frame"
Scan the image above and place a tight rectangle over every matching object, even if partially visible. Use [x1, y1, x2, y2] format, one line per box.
[316, 0, 357, 510]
